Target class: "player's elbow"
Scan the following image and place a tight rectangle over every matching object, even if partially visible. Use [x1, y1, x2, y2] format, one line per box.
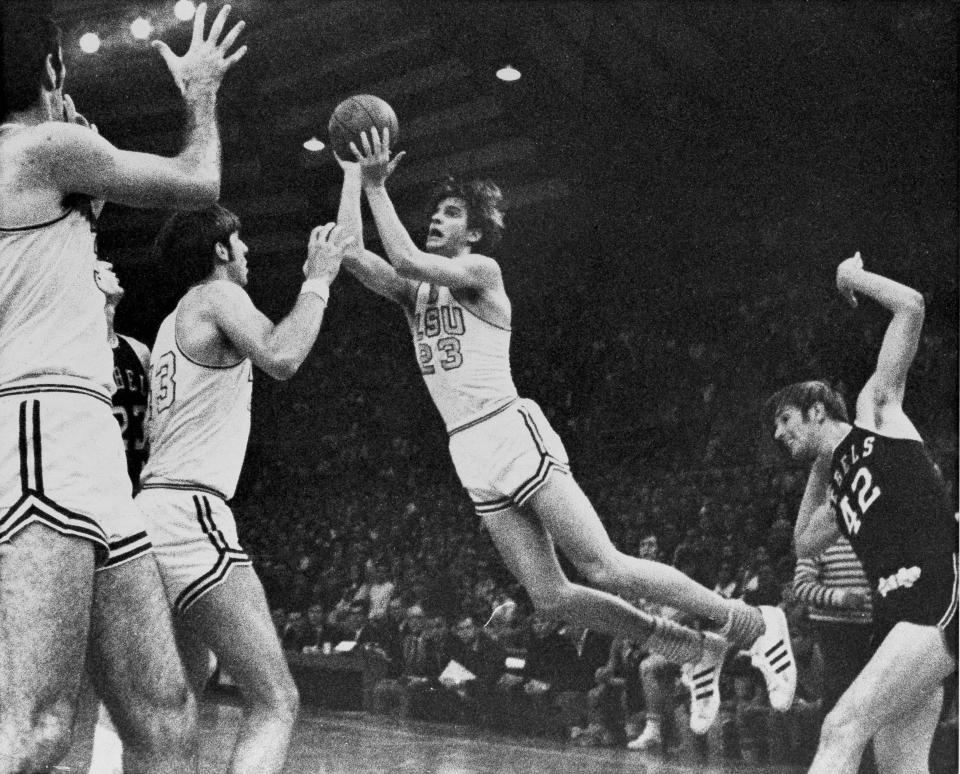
[263, 356, 300, 381]
[891, 287, 925, 321]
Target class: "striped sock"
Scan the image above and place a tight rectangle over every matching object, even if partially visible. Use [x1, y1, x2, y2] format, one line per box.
[644, 615, 704, 664]
[718, 600, 765, 648]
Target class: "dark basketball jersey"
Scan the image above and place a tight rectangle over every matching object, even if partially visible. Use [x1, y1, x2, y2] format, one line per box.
[827, 424, 958, 639]
[111, 335, 149, 492]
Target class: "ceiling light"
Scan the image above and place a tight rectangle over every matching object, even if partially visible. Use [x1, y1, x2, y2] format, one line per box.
[303, 137, 325, 152]
[79, 32, 101, 54]
[174, 1, 196, 21]
[130, 17, 153, 39]
[496, 64, 521, 82]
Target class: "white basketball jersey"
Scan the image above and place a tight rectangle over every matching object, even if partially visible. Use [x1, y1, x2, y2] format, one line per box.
[141, 306, 252, 500]
[0, 209, 112, 391]
[410, 283, 518, 433]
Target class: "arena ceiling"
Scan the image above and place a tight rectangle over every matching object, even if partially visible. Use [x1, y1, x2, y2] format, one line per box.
[49, 1, 956, 293]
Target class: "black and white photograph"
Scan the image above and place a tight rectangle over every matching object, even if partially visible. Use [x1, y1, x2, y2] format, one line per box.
[0, 1, 956, 772]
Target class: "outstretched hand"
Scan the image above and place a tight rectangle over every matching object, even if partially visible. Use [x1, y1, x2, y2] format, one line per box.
[836, 251, 863, 308]
[152, 3, 247, 98]
[351, 127, 406, 188]
[304, 223, 356, 280]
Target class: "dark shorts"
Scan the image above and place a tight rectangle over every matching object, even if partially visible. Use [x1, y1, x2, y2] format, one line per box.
[871, 551, 958, 661]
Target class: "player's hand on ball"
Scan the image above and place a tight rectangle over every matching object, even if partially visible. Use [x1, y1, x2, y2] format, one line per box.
[304, 223, 355, 280]
[836, 251, 863, 308]
[353, 127, 406, 188]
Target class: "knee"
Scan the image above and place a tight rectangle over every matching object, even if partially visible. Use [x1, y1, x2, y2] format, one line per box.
[251, 671, 300, 726]
[578, 552, 625, 591]
[116, 677, 198, 755]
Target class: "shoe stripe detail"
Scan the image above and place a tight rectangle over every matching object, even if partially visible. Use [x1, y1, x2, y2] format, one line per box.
[765, 640, 786, 657]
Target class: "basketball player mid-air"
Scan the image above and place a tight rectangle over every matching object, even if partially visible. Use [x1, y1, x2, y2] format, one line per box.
[332, 127, 798, 734]
[768, 253, 958, 774]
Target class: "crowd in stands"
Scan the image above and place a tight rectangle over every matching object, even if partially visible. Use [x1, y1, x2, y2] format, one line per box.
[227, 274, 957, 765]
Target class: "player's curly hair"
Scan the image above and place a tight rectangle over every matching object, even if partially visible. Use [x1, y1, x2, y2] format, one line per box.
[1, 3, 63, 116]
[426, 178, 506, 253]
[152, 204, 241, 291]
[763, 380, 850, 429]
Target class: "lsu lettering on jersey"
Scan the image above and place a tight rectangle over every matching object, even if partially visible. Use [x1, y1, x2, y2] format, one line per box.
[0, 209, 112, 392]
[409, 283, 518, 433]
[141, 307, 252, 500]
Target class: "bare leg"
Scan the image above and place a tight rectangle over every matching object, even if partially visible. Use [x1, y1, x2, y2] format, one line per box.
[873, 685, 943, 774]
[88, 554, 198, 774]
[177, 565, 298, 774]
[527, 474, 756, 632]
[0, 525, 94, 774]
[809, 622, 955, 774]
[483, 505, 704, 662]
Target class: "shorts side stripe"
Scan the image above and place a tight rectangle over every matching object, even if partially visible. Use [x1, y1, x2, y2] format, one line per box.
[175, 552, 251, 613]
[513, 457, 571, 507]
[937, 553, 959, 630]
[0, 492, 109, 550]
[474, 496, 514, 516]
[517, 405, 548, 454]
[32, 400, 43, 494]
[100, 531, 152, 570]
[173, 496, 251, 612]
[18, 401, 28, 492]
[509, 405, 571, 507]
[194, 495, 231, 552]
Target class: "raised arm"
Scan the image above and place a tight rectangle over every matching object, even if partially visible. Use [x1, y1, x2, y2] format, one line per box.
[836, 253, 925, 424]
[355, 128, 501, 291]
[793, 452, 842, 559]
[45, 3, 247, 210]
[207, 223, 351, 380]
[335, 158, 416, 308]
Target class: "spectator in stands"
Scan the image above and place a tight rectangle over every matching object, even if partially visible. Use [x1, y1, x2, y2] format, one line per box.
[328, 599, 376, 648]
[439, 613, 508, 724]
[713, 561, 738, 599]
[280, 610, 309, 652]
[299, 602, 329, 653]
[354, 560, 395, 620]
[371, 602, 450, 718]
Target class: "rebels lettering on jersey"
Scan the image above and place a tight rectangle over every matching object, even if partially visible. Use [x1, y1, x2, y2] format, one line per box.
[828, 425, 956, 591]
[111, 335, 149, 490]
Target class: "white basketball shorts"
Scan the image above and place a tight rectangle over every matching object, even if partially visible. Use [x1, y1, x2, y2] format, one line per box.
[0, 378, 151, 569]
[448, 398, 571, 517]
[136, 486, 251, 613]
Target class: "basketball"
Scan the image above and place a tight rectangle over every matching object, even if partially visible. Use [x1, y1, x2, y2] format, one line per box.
[327, 94, 399, 161]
